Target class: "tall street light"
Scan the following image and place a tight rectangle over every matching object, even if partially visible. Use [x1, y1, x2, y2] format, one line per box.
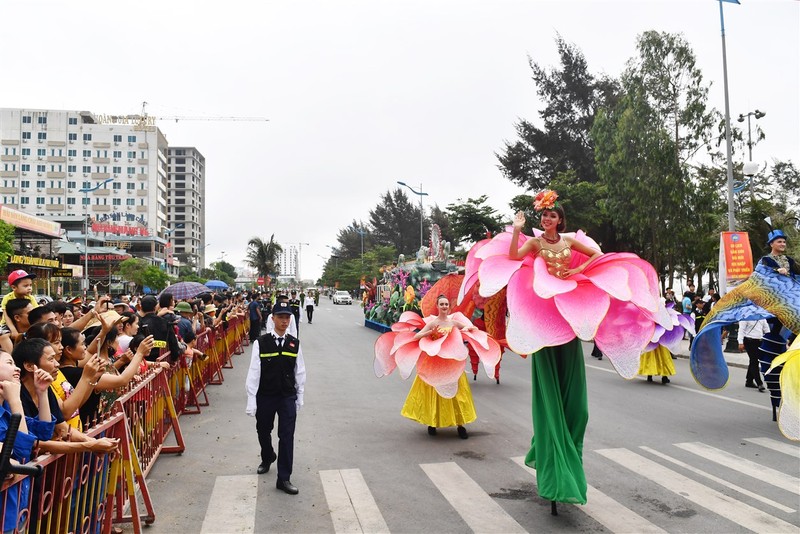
[397, 181, 428, 248]
[326, 245, 340, 287]
[352, 224, 368, 266]
[79, 178, 114, 297]
[161, 223, 184, 274]
[717, 0, 740, 232]
[737, 109, 765, 162]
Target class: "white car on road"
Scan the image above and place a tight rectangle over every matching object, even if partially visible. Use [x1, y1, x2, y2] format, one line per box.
[333, 291, 353, 305]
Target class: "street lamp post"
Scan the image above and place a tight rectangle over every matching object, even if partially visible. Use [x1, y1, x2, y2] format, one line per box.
[161, 223, 184, 275]
[717, 0, 739, 232]
[79, 178, 114, 297]
[352, 224, 368, 266]
[396, 181, 429, 249]
[326, 245, 340, 287]
[737, 109, 765, 162]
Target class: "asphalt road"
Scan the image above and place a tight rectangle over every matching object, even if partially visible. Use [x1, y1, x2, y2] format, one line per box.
[142, 300, 800, 534]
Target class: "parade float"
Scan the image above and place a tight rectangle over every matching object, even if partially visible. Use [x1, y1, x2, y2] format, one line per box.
[363, 224, 460, 332]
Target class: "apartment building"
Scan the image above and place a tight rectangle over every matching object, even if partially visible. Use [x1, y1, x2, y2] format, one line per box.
[167, 147, 207, 270]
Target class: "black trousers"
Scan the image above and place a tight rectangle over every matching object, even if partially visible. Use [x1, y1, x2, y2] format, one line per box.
[249, 318, 261, 341]
[306, 305, 314, 322]
[743, 337, 764, 386]
[255, 393, 297, 481]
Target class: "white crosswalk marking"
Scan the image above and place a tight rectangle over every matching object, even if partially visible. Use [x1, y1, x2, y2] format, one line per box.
[675, 442, 800, 494]
[421, 461, 527, 533]
[640, 446, 795, 514]
[510, 456, 667, 533]
[320, 468, 390, 534]
[200, 475, 258, 534]
[597, 448, 798, 533]
[744, 437, 800, 457]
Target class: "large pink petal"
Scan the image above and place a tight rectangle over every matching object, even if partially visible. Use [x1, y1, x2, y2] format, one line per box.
[458, 240, 489, 304]
[394, 341, 423, 379]
[584, 262, 631, 302]
[390, 331, 418, 355]
[374, 332, 398, 377]
[436, 327, 469, 360]
[395, 311, 425, 329]
[416, 356, 467, 398]
[464, 335, 502, 375]
[418, 331, 446, 356]
[532, 256, 577, 298]
[475, 232, 524, 260]
[505, 268, 575, 354]
[478, 255, 525, 298]
[617, 262, 659, 312]
[462, 328, 490, 351]
[595, 300, 655, 379]
[554, 283, 610, 340]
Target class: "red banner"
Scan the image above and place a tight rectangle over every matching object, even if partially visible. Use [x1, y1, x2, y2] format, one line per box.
[719, 232, 753, 293]
[91, 222, 150, 236]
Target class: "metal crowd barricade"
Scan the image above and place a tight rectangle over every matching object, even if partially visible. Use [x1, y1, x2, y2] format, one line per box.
[197, 327, 224, 386]
[0, 411, 147, 534]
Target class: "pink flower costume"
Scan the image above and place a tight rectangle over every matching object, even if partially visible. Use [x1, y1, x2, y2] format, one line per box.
[374, 311, 502, 432]
[459, 222, 665, 506]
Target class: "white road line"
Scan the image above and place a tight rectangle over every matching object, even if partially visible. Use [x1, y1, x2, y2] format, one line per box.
[744, 437, 800, 457]
[586, 364, 770, 411]
[675, 442, 800, 494]
[511, 456, 667, 534]
[320, 469, 390, 534]
[640, 446, 795, 514]
[597, 448, 798, 534]
[200, 475, 258, 534]
[421, 462, 526, 534]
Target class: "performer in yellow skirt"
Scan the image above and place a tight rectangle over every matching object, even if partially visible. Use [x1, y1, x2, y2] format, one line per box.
[638, 345, 676, 384]
[374, 295, 501, 439]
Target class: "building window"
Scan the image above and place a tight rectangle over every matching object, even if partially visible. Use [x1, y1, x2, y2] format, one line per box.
[112, 182, 121, 190]
[127, 135, 136, 143]
[67, 197, 76, 205]
[83, 133, 92, 141]
[36, 166, 45, 173]
[22, 116, 32, 124]
[68, 149, 76, 157]
[22, 132, 31, 140]
[37, 132, 47, 141]
[68, 165, 76, 173]
[20, 197, 30, 204]
[113, 135, 122, 142]
[112, 167, 121, 174]
[174, 158, 186, 164]
[50, 148, 62, 157]
[113, 198, 121, 206]
[82, 150, 91, 157]
[127, 198, 135, 206]
[127, 167, 135, 174]
[37, 116, 47, 124]
[113, 151, 122, 158]
[37, 149, 46, 156]
[127, 151, 135, 158]
[175, 190, 185, 196]
[68, 133, 77, 141]
[21, 180, 30, 188]
[22, 148, 30, 156]
[126, 183, 135, 190]
[82, 181, 90, 188]
[82, 166, 90, 173]
[67, 181, 76, 188]
[175, 149, 185, 156]
[82, 197, 90, 205]
[36, 197, 45, 205]
[36, 180, 45, 188]
[68, 117, 78, 125]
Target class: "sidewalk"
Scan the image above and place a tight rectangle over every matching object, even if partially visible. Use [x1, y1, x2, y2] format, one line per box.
[671, 337, 749, 369]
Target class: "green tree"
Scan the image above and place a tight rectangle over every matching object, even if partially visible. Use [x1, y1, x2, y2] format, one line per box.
[115, 258, 151, 292]
[445, 195, 504, 245]
[245, 235, 283, 277]
[140, 265, 171, 292]
[0, 221, 15, 274]
[369, 189, 426, 256]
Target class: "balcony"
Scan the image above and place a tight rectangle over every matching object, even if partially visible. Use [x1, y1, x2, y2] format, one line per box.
[0, 155, 19, 162]
[47, 156, 66, 163]
[91, 173, 111, 179]
[46, 188, 65, 194]
[94, 205, 111, 212]
[46, 204, 65, 211]
[136, 189, 148, 196]
[92, 142, 111, 149]
[94, 189, 111, 195]
[137, 159, 149, 165]
[136, 205, 147, 212]
[46, 172, 66, 179]
[92, 157, 110, 164]
[137, 173, 148, 181]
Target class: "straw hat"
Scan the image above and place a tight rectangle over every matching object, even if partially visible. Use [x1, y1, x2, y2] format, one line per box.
[204, 304, 217, 314]
[81, 310, 128, 332]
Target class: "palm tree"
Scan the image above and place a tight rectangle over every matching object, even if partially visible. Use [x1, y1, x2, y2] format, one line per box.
[245, 235, 283, 278]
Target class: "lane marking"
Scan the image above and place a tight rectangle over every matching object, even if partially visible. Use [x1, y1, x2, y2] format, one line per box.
[675, 442, 800, 494]
[586, 364, 770, 411]
[640, 446, 795, 513]
[597, 448, 798, 533]
[320, 469, 390, 534]
[744, 437, 800, 457]
[200, 475, 258, 534]
[511, 456, 667, 533]
[421, 461, 526, 533]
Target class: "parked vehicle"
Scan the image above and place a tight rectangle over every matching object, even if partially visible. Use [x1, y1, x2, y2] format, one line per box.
[333, 290, 353, 305]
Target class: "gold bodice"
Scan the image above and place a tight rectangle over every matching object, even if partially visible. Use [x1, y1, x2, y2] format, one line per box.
[537, 238, 572, 278]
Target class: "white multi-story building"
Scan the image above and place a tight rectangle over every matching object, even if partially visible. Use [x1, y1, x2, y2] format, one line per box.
[167, 147, 206, 270]
[0, 108, 169, 240]
[277, 245, 299, 279]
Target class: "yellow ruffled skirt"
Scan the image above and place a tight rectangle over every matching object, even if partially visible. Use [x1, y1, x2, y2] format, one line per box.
[638, 345, 676, 376]
[401, 374, 476, 427]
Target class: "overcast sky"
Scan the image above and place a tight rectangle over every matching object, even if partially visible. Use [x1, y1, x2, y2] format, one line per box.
[3, 0, 798, 281]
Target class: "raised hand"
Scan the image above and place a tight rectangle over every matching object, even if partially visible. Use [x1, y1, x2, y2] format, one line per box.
[136, 336, 155, 358]
[0, 380, 21, 402]
[513, 211, 526, 231]
[32, 365, 54, 393]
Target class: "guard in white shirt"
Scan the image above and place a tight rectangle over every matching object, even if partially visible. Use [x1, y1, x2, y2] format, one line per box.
[264, 295, 298, 337]
[245, 302, 306, 495]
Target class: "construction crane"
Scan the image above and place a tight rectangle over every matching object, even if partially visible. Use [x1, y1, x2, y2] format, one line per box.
[93, 101, 269, 131]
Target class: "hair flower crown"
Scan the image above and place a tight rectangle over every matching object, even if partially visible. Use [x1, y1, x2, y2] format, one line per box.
[533, 190, 559, 212]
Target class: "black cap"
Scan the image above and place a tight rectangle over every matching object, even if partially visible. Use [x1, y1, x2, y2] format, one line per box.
[272, 302, 293, 316]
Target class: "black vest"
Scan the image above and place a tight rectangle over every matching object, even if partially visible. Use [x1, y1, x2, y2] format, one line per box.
[256, 333, 299, 396]
[289, 299, 301, 315]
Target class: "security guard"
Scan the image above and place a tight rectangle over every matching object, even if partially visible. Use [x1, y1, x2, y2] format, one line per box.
[245, 302, 306, 495]
[288, 290, 302, 334]
[138, 295, 181, 362]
